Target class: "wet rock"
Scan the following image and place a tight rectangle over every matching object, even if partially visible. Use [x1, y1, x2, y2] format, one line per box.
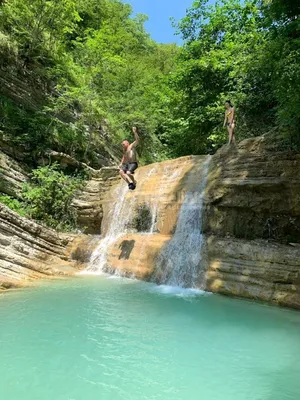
[106, 233, 172, 280]
[2, 134, 300, 309]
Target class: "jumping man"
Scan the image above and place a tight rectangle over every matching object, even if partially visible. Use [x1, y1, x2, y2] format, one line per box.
[119, 127, 140, 190]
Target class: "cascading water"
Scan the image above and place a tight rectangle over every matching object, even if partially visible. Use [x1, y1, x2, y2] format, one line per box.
[86, 182, 131, 274]
[152, 156, 211, 288]
[86, 167, 158, 274]
[84, 156, 205, 280]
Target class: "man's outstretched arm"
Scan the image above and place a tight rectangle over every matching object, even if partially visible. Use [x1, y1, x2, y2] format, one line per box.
[131, 126, 140, 147]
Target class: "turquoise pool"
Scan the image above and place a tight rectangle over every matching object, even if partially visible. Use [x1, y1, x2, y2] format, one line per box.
[0, 277, 299, 400]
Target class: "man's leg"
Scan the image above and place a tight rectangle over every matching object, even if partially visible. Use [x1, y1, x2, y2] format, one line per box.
[120, 169, 132, 183]
[126, 171, 136, 185]
[126, 163, 138, 186]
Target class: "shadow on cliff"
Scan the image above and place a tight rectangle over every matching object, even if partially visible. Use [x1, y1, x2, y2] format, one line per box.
[118, 240, 135, 260]
[202, 138, 300, 243]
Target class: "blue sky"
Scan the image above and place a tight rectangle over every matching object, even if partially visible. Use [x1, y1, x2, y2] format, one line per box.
[124, 0, 196, 44]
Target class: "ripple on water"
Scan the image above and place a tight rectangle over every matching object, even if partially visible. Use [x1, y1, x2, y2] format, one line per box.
[0, 277, 300, 400]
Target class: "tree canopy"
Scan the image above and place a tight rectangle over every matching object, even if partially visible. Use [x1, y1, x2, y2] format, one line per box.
[0, 0, 299, 161]
[0, 0, 178, 165]
[160, 0, 300, 155]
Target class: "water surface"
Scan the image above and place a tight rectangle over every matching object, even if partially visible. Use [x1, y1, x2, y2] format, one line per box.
[0, 277, 299, 400]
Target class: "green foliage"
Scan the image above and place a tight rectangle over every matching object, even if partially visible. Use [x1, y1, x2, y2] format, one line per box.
[22, 163, 83, 231]
[0, 0, 178, 165]
[0, 164, 83, 231]
[0, 0, 299, 165]
[0, 0, 299, 233]
[0, 195, 28, 216]
[0, 31, 17, 65]
[162, 0, 300, 155]
[0, 0, 80, 64]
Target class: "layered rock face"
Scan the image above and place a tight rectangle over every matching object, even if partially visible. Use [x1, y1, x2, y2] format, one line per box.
[0, 204, 78, 289]
[0, 150, 29, 198]
[202, 137, 300, 309]
[88, 156, 209, 279]
[0, 148, 121, 287]
[0, 149, 120, 287]
[73, 167, 119, 234]
[0, 149, 120, 234]
[205, 237, 300, 309]
[203, 137, 300, 243]
[0, 150, 76, 288]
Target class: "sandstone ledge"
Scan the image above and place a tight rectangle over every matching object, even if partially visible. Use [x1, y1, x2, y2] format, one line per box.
[203, 138, 300, 242]
[0, 204, 79, 288]
[205, 236, 300, 310]
[106, 233, 172, 280]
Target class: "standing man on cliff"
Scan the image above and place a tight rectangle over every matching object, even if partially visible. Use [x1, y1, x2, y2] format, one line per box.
[119, 126, 140, 190]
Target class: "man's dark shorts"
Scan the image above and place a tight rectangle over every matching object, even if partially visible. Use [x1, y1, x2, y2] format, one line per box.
[121, 162, 138, 174]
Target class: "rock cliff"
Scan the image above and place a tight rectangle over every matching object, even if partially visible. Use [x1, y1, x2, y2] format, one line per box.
[204, 236, 300, 309]
[203, 137, 300, 243]
[73, 167, 119, 234]
[0, 148, 120, 234]
[0, 203, 78, 290]
[202, 137, 300, 308]
[0, 151, 29, 198]
[0, 148, 120, 288]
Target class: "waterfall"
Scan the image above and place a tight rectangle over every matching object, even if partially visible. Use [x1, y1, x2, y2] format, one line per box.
[86, 167, 158, 274]
[85, 182, 131, 274]
[83, 156, 205, 280]
[152, 156, 211, 288]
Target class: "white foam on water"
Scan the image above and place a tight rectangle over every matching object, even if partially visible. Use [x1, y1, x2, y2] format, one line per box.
[107, 274, 137, 284]
[78, 269, 105, 276]
[148, 284, 211, 298]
